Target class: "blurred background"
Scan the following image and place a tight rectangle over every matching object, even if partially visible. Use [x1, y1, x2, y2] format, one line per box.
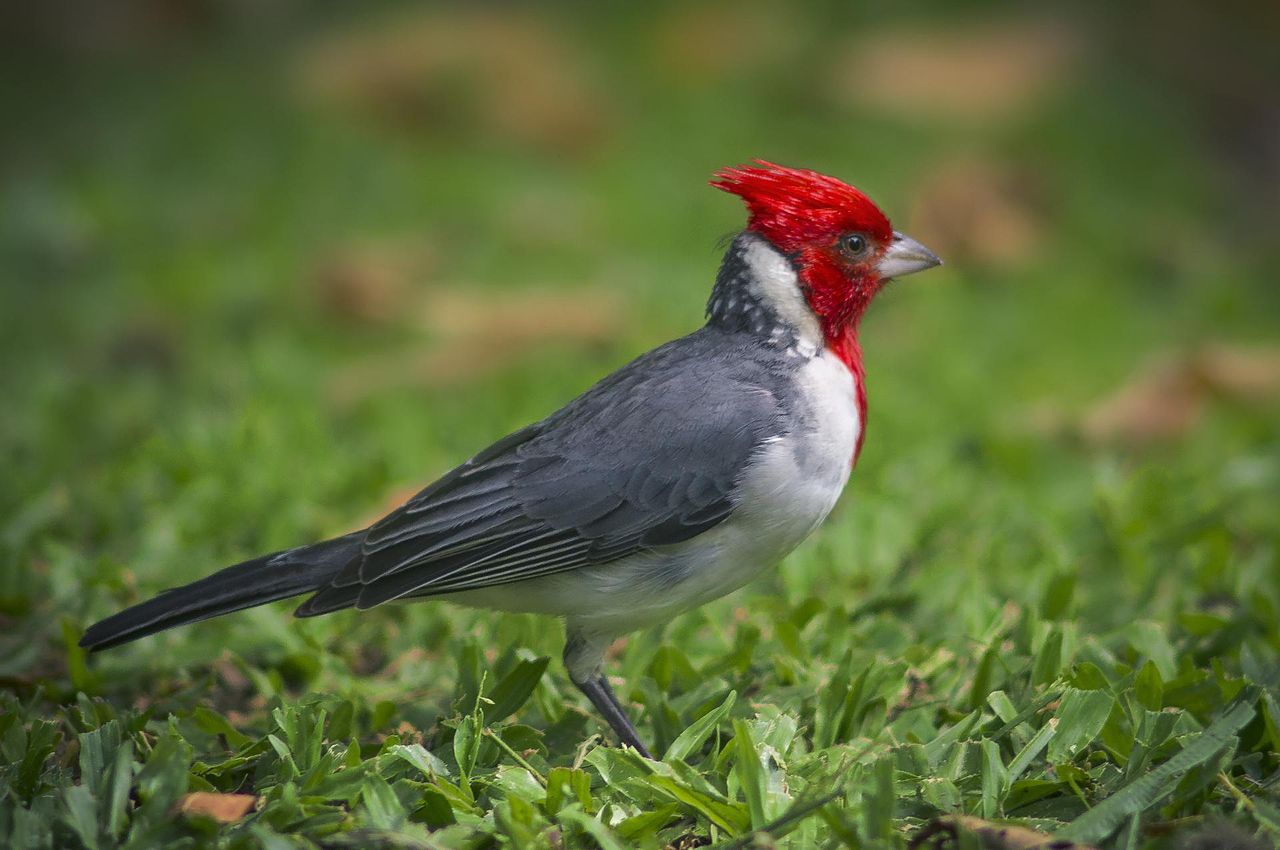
[2, 0, 1279, 710]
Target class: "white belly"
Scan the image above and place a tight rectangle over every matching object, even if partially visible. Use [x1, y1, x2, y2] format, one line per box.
[451, 352, 860, 636]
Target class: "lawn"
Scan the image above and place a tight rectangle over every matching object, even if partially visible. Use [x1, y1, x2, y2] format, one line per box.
[2, 4, 1278, 849]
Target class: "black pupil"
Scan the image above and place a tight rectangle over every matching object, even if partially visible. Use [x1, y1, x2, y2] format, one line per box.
[844, 235, 865, 254]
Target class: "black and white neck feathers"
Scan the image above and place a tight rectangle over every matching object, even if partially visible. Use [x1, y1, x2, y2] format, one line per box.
[705, 233, 823, 357]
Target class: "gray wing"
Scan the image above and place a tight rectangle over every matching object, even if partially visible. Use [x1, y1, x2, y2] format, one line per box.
[296, 333, 788, 615]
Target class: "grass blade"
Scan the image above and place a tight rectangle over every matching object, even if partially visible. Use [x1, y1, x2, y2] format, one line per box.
[665, 690, 736, 762]
[1059, 696, 1256, 843]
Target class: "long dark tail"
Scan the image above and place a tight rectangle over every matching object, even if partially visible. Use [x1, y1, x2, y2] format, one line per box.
[79, 533, 363, 651]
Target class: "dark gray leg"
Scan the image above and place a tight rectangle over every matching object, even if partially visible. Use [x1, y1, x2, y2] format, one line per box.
[573, 674, 652, 759]
[563, 630, 652, 758]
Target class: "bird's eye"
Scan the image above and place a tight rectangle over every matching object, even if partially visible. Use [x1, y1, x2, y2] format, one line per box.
[839, 233, 868, 257]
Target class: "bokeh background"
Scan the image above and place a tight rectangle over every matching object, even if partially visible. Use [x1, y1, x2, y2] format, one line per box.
[2, 1, 1279, 846]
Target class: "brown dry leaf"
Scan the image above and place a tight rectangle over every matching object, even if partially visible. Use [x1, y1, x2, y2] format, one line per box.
[408, 287, 622, 387]
[1197, 345, 1280, 401]
[1082, 346, 1280, 444]
[1082, 359, 1205, 443]
[176, 792, 258, 823]
[295, 9, 608, 154]
[313, 237, 438, 324]
[907, 160, 1046, 268]
[328, 287, 623, 406]
[829, 19, 1080, 121]
[911, 815, 1095, 850]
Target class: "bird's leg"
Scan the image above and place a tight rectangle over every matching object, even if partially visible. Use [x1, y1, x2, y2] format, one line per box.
[563, 629, 652, 759]
[574, 674, 652, 759]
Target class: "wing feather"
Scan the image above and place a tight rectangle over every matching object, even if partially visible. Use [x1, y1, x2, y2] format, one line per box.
[296, 330, 792, 616]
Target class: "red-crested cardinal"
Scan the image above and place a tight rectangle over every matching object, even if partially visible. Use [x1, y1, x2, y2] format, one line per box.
[81, 161, 941, 757]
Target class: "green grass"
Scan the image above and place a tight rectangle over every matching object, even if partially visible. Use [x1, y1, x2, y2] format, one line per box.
[2, 5, 1279, 848]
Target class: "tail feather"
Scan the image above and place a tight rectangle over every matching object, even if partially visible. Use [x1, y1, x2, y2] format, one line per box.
[79, 533, 363, 651]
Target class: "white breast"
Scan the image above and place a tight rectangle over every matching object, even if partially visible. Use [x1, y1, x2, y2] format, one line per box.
[720, 350, 859, 567]
[458, 351, 862, 637]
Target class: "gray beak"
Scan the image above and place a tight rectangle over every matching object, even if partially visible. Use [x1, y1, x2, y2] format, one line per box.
[877, 231, 942, 279]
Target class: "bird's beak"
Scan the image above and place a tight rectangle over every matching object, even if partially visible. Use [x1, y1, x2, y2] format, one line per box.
[877, 231, 942, 279]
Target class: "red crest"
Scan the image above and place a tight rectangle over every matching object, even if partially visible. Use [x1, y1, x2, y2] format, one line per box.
[711, 160, 892, 252]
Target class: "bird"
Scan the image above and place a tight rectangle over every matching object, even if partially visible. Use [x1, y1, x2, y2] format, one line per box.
[80, 161, 941, 758]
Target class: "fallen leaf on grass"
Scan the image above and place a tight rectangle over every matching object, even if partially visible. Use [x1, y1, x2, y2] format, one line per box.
[176, 792, 258, 823]
[1082, 362, 1202, 443]
[1081, 346, 1280, 443]
[294, 9, 608, 154]
[314, 238, 437, 324]
[1194, 345, 1280, 400]
[907, 159, 1046, 268]
[1025, 345, 1280, 444]
[828, 19, 1081, 121]
[911, 815, 1095, 850]
[327, 287, 623, 405]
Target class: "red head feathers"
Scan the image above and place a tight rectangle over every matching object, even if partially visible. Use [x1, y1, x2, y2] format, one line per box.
[711, 160, 897, 342]
[713, 161, 901, 465]
[713, 161, 941, 466]
[711, 160, 893, 253]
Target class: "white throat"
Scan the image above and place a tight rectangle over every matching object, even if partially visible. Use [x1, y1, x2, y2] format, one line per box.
[739, 235, 824, 356]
